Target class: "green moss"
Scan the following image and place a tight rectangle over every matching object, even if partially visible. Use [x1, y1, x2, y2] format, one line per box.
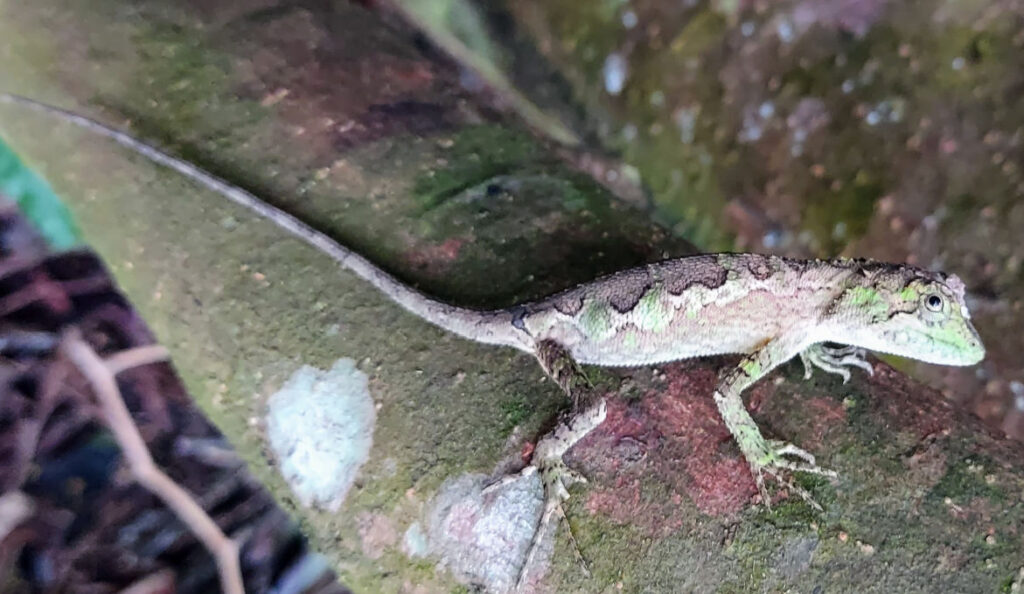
[751, 479, 830, 527]
[1000, 571, 1021, 593]
[499, 397, 533, 436]
[550, 493, 646, 591]
[412, 125, 540, 209]
[802, 177, 882, 254]
[929, 458, 1006, 503]
[946, 193, 984, 226]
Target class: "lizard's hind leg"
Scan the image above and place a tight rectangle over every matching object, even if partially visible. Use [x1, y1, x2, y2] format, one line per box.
[483, 339, 606, 590]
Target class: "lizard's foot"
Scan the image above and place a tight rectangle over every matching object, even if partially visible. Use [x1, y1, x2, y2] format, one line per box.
[517, 457, 591, 590]
[483, 399, 606, 591]
[800, 343, 873, 384]
[742, 436, 837, 511]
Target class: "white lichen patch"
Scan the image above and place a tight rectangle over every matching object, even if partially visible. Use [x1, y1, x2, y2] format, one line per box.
[403, 522, 429, 558]
[266, 359, 375, 511]
[424, 472, 545, 593]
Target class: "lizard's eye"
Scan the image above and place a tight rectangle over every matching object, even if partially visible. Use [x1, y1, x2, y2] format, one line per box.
[924, 294, 944, 312]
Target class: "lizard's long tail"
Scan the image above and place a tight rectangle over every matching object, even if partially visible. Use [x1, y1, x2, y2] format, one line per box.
[0, 93, 530, 351]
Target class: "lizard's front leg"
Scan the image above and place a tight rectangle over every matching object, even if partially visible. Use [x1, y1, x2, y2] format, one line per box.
[714, 341, 837, 508]
[800, 343, 874, 383]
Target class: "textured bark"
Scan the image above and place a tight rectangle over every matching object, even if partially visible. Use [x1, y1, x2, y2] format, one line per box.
[1, 1, 1022, 592]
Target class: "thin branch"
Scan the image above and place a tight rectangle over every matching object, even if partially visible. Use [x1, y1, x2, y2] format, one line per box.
[104, 344, 170, 375]
[60, 331, 243, 594]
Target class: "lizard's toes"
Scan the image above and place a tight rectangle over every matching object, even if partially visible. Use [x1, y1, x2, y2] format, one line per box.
[560, 466, 588, 487]
[764, 441, 838, 478]
[750, 466, 772, 510]
[743, 438, 838, 510]
[482, 465, 536, 495]
[770, 456, 839, 478]
[770, 440, 816, 465]
[761, 467, 825, 511]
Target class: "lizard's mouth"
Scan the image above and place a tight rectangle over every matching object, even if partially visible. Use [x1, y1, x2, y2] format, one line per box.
[875, 325, 985, 366]
[917, 329, 985, 366]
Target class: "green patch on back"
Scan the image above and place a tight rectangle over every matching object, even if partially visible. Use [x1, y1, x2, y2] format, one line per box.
[579, 299, 615, 339]
[632, 285, 670, 332]
[622, 327, 639, 350]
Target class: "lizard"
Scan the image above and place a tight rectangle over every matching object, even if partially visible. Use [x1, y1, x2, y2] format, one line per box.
[0, 92, 987, 587]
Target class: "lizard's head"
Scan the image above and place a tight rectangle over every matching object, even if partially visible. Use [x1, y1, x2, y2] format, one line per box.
[829, 265, 985, 366]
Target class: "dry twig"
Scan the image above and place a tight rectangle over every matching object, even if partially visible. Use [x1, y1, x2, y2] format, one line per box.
[116, 569, 176, 594]
[0, 490, 34, 540]
[60, 330, 244, 594]
[104, 344, 171, 376]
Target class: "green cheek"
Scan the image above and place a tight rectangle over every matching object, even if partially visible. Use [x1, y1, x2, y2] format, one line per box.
[930, 323, 972, 352]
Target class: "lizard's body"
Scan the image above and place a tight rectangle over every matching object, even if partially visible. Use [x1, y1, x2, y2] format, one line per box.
[0, 92, 986, 588]
[519, 254, 876, 365]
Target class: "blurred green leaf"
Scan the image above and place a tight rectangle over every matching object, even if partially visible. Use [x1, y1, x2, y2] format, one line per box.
[0, 137, 81, 249]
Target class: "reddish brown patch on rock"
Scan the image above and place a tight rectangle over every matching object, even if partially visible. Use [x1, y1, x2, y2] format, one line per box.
[575, 394, 655, 470]
[570, 363, 757, 529]
[520, 440, 536, 463]
[902, 440, 948, 493]
[356, 511, 398, 560]
[793, 396, 847, 449]
[405, 238, 465, 275]
[644, 365, 756, 515]
[574, 398, 684, 536]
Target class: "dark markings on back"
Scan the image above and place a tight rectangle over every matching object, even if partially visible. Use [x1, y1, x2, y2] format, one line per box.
[783, 258, 809, 275]
[510, 305, 528, 331]
[528, 253, 951, 320]
[552, 293, 585, 316]
[656, 255, 729, 295]
[533, 266, 653, 316]
[603, 269, 653, 313]
[746, 254, 775, 280]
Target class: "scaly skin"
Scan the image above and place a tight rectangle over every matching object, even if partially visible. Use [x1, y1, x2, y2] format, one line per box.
[1, 93, 987, 588]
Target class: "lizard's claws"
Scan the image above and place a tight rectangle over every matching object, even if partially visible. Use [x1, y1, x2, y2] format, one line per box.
[745, 438, 837, 511]
[504, 457, 591, 591]
[487, 399, 605, 591]
[770, 440, 819, 465]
